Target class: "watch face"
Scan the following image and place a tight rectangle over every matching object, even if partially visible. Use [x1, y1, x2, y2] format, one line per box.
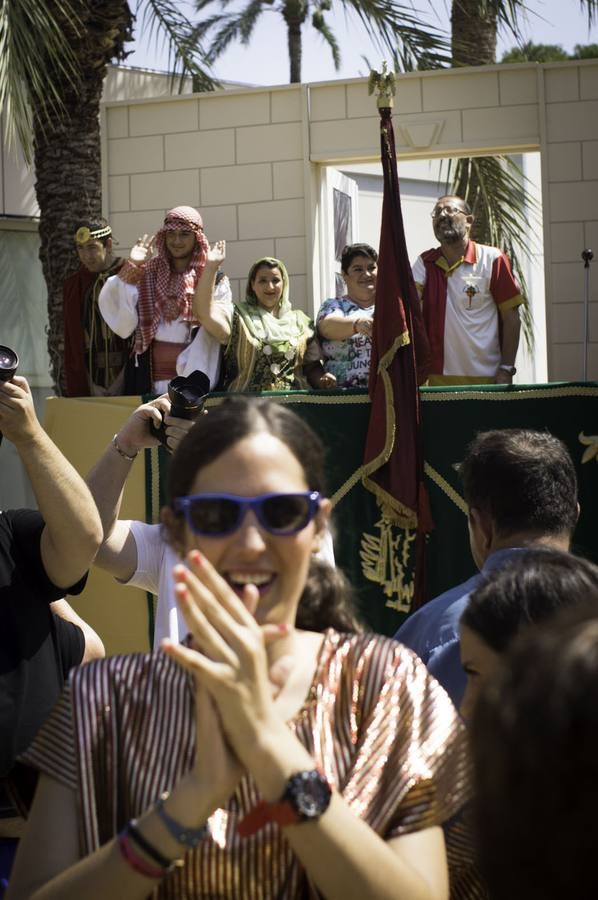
[289, 771, 332, 819]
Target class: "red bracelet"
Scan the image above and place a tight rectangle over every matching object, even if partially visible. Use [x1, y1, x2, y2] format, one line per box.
[118, 832, 165, 880]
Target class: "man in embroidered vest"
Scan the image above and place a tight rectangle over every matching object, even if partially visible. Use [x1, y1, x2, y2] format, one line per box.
[413, 195, 524, 386]
[62, 219, 129, 396]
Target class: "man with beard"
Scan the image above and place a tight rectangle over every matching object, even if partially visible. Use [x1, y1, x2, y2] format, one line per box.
[63, 219, 129, 396]
[413, 195, 523, 385]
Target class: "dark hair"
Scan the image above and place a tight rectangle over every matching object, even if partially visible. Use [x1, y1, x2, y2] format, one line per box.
[166, 396, 359, 633]
[296, 559, 363, 632]
[460, 429, 578, 539]
[471, 597, 598, 899]
[461, 549, 598, 653]
[340, 243, 378, 274]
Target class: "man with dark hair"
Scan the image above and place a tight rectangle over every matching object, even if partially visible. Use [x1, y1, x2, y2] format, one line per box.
[394, 428, 579, 706]
[413, 194, 524, 385]
[62, 218, 129, 396]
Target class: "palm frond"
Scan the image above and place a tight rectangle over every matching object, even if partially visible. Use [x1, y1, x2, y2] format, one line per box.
[0, 0, 83, 162]
[139, 0, 218, 91]
[311, 13, 341, 69]
[443, 154, 538, 353]
[195, 2, 269, 59]
[580, 0, 598, 26]
[338, 0, 451, 70]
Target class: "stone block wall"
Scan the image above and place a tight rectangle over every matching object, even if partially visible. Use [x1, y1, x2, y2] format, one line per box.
[102, 60, 598, 380]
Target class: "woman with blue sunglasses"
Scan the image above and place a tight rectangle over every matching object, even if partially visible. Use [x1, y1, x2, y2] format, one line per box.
[9, 397, 469, 900]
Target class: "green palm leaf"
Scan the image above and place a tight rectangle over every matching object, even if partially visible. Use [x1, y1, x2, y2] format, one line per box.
[0, 0, 83, 162]
[139, 0, 218, 90]
[194, 0, 450, 81]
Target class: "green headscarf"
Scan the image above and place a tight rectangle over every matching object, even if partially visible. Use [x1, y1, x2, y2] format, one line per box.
[226, 257, 314, 391]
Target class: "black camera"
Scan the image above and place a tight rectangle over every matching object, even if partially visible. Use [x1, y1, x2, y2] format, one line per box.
[0, 346, 18, 383]
[150, 370, 211, 448]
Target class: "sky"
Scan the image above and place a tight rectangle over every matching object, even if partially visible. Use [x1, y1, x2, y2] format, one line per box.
[125, 0, 598, 86]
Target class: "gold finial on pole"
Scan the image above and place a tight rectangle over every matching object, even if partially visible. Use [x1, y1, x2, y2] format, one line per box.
[368, 61, 396, 109]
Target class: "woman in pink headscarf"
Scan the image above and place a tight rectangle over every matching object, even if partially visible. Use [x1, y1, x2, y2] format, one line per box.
[99, 206, 232, 394]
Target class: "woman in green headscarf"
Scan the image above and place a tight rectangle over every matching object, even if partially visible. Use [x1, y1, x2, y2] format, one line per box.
[195, 243, 336, 392]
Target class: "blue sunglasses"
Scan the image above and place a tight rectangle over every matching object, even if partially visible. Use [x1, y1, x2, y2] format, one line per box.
[174, 491, 321, 537]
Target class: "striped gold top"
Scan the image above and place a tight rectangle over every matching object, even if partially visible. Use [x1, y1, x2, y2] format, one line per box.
[23, 630, 472, 898]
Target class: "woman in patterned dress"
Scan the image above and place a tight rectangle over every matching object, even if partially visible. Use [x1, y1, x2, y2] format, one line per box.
[8, 397, 469, 900]
[196, 246, 335, 391]
[317, 243, 378, 389]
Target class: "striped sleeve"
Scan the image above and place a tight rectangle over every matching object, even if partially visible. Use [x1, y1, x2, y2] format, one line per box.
[335, 635, 471, 840]
[19, 681, 78, 791]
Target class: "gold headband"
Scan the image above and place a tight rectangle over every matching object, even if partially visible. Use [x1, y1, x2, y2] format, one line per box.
[75, 224, 112, 245]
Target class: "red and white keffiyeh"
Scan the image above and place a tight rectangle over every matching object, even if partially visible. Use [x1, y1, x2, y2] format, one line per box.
[135, 206, 209, 355]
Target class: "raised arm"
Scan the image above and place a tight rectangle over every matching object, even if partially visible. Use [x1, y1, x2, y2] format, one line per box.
[98, 235, 155, 339]
[0, 377, 102, 588]
[87, 396, 195, 582]
[162, 557, 450, 900]
[193, 240, 231, 345]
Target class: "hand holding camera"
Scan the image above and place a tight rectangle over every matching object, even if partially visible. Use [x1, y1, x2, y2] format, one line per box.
[114, 370, 210, 459]
[0, 347, 42, 446]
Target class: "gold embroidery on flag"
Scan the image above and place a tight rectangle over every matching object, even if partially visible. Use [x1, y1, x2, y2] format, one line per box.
[360, 509, 416, 612]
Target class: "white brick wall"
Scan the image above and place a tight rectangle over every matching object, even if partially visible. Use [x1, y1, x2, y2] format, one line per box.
[541, 62, 598, 380]
[101, 61, 598, 380]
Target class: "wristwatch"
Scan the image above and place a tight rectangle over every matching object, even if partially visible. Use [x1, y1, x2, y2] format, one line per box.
[499, 364, 516, 375]
[276, 770, 332, 824]
[237, 770, 332, 836]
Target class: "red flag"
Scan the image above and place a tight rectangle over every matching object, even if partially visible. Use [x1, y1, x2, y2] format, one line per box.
[362, 102, 432, 607]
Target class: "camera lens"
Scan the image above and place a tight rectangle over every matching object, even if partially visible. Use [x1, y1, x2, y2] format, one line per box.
[0, 346, 19, 383]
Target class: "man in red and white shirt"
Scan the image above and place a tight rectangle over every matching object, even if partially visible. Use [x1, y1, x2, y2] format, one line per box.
[413, 195, 524, 385]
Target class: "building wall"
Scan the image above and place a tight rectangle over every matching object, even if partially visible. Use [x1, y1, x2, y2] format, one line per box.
[102, 60, 598, 381]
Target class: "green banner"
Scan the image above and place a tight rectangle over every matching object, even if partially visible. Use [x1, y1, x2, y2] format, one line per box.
[147, 383, 598, 638]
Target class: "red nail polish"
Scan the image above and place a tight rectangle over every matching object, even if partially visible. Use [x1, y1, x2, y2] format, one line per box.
[190, 550, 202, 566]
[277, 623, 290, 634]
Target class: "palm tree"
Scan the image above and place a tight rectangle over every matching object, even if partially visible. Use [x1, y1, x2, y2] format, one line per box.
[193, 0, 450, 84]
[0, 0, 216, 391]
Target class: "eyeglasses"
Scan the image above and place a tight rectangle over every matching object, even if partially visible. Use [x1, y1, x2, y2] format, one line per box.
[174, 491, 321, 537]
[431, 205, 467, 219]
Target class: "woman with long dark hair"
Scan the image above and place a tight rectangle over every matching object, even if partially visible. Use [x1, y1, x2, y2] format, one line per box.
[8, 397, 467, 900]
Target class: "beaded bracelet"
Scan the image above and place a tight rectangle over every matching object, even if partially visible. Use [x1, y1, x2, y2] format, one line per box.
[126, 820, 182, 872]
[155, 792, 210, 849]
[118, 831, 165, 880]
[112, 434, 138, 462]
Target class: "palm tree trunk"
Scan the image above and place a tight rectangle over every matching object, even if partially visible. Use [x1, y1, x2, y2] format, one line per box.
[283, 1, 307, 83]
[451, 0, 497, 66]
[31, 0, 132, 392]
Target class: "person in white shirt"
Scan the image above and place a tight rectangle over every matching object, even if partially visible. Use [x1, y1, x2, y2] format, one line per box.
[87, 397, 335, 648]
[98, 206, 231, 395]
